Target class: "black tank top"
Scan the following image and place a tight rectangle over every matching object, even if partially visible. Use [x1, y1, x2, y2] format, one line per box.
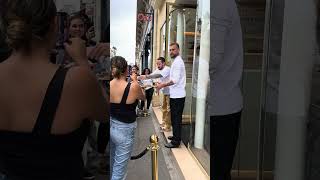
[110, 83, 138, 123]
[0, 66, 90, 180]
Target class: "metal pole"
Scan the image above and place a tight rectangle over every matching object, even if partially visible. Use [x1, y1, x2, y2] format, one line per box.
[150, 134, 159, 180]
[194, 0, 210, 149]
[143, 88, 148, 117]
[165, 3, 169, 65]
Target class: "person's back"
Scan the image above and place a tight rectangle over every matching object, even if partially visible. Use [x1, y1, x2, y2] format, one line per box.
[0, 59, 100, 180]
[0, 1, 108, 179]
[210, 0, 243, 115]
[109, 56, 145, 180]
[110, 80, 143, 104]
[110, 58, 145, 123]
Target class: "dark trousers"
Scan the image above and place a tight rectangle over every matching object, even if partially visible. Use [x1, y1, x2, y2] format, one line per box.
[97, 80, 109, 154]
[170, 97, 185, 144]
[97, 122, 109, 154]
[211, 111, 242, 180]
[140, 88, 154, 110]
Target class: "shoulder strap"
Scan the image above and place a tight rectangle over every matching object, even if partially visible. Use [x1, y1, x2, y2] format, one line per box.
[120, 83, 131, 105]
[32, 66, 69, 136]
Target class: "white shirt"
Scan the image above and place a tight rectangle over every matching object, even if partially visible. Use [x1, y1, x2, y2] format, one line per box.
[152, 66, 170, 95]
[169, 55, 186, 98]
[209, 0, 243, 116]
[142, 79, 153, 90]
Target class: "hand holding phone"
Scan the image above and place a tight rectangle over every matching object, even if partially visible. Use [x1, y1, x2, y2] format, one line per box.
[86, 26, 95, 40]
[87, 43, 110, 60]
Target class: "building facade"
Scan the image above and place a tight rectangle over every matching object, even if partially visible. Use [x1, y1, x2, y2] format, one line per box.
[136, 0, 211, 176]
[136, 0, 320, 179]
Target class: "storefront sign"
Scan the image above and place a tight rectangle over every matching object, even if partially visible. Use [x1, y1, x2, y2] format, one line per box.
[137, 13, 152, 22]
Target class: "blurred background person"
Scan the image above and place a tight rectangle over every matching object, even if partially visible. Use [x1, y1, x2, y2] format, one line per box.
[62, 11, 110, 180]
[128, 64, 139, 83]
[68, 13, 96, 47]
[131, 65, 139, 76]
[139, 68, 154, 111]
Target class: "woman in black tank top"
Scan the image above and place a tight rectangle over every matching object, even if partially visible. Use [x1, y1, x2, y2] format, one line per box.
[0, 1, 108, 179]
[109, 56, 145, 180]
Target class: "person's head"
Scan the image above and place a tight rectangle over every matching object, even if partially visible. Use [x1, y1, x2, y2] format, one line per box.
[142, 68, 151, 75]
[67, 14, 85, 38]
[156, 57, 166, 70]
[169, 42, 180, 59]
[1, 0, 57, 53]
[131, 65, 139, 75]
[111, 56, 128, 79]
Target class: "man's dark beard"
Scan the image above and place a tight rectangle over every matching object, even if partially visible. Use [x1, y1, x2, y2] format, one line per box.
[170, 54, 178, 59]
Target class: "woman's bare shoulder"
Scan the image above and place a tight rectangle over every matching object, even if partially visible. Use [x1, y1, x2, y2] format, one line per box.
[67, 66, 96, 82]
[65, 66, 98, 93]
[130, 81, 141, 89]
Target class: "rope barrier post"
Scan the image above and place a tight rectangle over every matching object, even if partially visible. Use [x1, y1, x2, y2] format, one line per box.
[150, 134, 159, 180]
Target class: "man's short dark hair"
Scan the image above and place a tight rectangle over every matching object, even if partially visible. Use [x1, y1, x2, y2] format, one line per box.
[157, 57, 165, 63]
[169, 42, 180, 49]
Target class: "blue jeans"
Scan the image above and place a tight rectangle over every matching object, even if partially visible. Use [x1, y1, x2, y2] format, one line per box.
[110, 117, 137, 180]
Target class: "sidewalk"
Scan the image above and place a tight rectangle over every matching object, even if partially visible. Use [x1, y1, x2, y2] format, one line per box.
[152, 106, 209, 180]
[126, 111, 185, 180]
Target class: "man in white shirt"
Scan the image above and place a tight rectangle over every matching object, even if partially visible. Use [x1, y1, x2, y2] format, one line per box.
[138, 57, 172, 131]
[156, 42, 186, 148]
[209, 0, 243, 179]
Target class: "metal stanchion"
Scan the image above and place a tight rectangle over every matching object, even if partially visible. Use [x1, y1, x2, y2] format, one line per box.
[130, 134, 159, 179]
[150, 134, 159, 180]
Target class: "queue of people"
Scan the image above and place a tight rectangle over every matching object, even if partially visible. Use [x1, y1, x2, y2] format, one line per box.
[108, 42, 187, 179]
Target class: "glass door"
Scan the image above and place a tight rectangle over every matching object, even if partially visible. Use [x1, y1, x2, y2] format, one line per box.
[232, 1, 267, 179]
[258, 0, 285, 179]
[188, 0, 210, 176]
[261, 0, 316, 180]
[165, 3, 197, 145]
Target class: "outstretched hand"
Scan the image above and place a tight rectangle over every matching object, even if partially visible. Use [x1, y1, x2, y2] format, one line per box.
[138, 75, 146, 80]
[64, 38, 87, 65]
[88, 43, 110, 60]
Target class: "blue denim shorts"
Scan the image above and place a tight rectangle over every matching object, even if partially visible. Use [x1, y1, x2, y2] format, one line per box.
[110, 117, 137, 180]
